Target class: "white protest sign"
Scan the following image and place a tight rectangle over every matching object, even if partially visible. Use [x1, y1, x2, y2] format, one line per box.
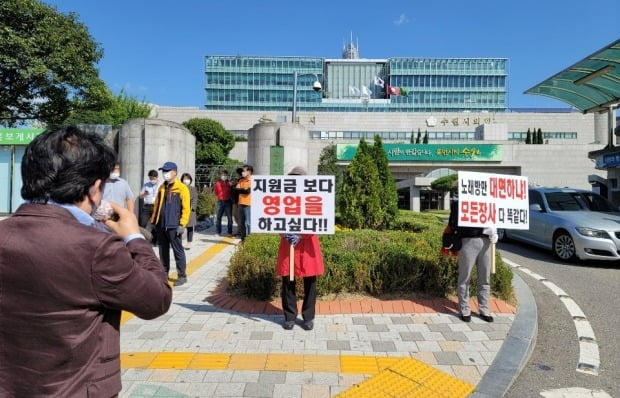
[457, 171, 529, 229]
[250, 175, 335, 234]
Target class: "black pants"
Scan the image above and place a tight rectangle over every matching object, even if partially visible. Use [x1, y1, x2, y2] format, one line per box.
[157, 227, 187, 277]
[139, 204, 154, 228]
[281, 276, 317, 322]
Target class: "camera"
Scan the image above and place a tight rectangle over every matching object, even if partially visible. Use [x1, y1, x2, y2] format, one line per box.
[312, 81, 322, 92]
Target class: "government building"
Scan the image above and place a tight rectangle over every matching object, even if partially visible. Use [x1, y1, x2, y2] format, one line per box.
[150, 40, 614, 211]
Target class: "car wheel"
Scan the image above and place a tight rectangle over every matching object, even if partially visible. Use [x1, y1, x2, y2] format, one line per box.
[553, 231, 577, 262]
[498, 228, 508, 242]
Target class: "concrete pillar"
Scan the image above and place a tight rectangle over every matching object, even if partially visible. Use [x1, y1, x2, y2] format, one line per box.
[247, 121, 309, 175]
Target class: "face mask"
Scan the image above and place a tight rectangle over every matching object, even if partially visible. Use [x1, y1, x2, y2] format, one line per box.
[150, 178, 158, 183]
[110, 172, 120, 179]
[183, 179, 191, 185]
[163, 172, 172, 181]
[221, 175, 228, 181]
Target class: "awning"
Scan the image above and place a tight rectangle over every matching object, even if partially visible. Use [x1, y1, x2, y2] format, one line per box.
[525, 39, 620, 114]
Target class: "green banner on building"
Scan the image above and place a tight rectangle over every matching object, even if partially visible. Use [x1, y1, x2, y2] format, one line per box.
[0, 128, 44, 145]
[269, 145, 284, 175]
[336, 143, 502, 162]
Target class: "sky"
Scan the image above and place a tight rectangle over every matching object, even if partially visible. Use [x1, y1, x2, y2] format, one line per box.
[44, 0, 619, 110]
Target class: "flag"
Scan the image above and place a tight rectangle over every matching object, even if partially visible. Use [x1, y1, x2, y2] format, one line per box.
[362, 85, 372, 97]
[387, 85, 400, 96]
[400, 87, 408, 97]
[374, 76, 385, 88]
[349, 86, 360, 97]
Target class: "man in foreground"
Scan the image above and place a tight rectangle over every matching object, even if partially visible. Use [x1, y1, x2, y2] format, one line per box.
[0, 127, 172, 397]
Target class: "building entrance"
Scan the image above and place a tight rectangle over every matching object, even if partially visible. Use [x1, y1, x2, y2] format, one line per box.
[420, 190, 444, 211]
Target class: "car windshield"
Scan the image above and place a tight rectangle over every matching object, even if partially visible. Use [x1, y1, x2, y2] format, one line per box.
[544, 191, 618, 212]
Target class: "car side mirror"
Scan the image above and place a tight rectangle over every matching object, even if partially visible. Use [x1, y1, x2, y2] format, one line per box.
[530, 203, 543, 212]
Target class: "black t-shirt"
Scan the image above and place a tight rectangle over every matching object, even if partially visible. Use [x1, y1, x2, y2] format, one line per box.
[448, 199, 485, 238]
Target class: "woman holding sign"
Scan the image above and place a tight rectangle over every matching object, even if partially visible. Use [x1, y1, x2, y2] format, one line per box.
[448, 198, 498, 323]
[276, 167, 325, 331]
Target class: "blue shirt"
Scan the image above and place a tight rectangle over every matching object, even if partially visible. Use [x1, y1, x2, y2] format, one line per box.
[102, 178, 135, 208]
[46, 201, 143, 244]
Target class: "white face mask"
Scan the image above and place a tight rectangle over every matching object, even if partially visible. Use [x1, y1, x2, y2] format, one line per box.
[183, 179, 191, 185]
[110, 172, 120, 179]
[221, 175, 228, 181]
[163, 172, 172, 181]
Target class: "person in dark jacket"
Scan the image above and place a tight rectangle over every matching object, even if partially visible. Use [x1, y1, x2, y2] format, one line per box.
[448, 197, 498, 323]
[0, 127, 172, 397]
[151, 161, 191, 286]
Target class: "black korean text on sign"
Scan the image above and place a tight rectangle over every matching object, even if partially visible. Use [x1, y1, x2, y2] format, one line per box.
[460, 179, 488, 197]
[498, 208, 529, 225]
[304, 178, 334, 193]
[257, 217, 329, 233]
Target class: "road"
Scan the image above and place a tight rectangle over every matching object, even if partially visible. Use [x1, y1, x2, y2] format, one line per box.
[499, 241, 620, 398]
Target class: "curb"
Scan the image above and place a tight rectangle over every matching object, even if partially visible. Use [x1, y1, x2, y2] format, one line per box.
[470, 272, 538, 397]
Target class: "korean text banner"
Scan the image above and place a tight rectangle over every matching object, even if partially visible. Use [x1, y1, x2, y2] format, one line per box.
[458, 171, 529, 230]
[250, 175, 335, 234]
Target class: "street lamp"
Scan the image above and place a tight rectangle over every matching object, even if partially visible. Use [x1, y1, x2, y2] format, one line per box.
[291, 71, 322, 124]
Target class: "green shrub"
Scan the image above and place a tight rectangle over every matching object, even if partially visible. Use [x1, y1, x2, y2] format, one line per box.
[197, 188, 217, 220]
[227, 220, 514, 302]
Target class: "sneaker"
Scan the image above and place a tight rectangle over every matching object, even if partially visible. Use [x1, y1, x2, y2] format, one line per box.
[302, 320, 314, 331]
[174, 277, 187, 286]
[282, 321, 295, 330]
[460, 314, 471, 323]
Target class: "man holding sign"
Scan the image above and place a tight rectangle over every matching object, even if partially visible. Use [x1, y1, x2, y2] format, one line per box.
[450, 171, 529, 323]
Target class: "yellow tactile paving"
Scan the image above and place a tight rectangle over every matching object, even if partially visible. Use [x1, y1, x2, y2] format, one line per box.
[120, 352, 158, 368]
[303, 354, 340, 372]
[340, 355, 381, 374]
[147, 352, 195, 369]
[227, 353, 267, 370]
[335, 358, 475, 398]
[265, 354, 304, 371]
[187, 353, 230, 370]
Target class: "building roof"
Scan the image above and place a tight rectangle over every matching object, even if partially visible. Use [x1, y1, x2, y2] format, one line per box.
[525, 39, 620, 114]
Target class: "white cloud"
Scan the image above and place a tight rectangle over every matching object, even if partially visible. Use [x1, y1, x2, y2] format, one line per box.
[394, 13, 409, 26]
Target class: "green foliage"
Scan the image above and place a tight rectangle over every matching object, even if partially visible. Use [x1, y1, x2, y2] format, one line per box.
[537, 128, 543, 144]
[416, 128, 421, 144]
[317, 144, 342, 206]
[431, 174, 458, 194]
[525, 128, 532, 144]
[63, 89, 151, 128]
[0, 0, 107, 127]
[423, 130, 429, 144]
[182, 118, 235, 164]
[409, 130, 415, 143]
[338, 139, 383, 229]
[372, 135, 398, 229]
[196, 188, 217, 220]
[228, 212, 514, 302]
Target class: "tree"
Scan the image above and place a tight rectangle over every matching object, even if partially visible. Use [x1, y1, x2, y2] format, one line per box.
[63, 89, 151, 128]
[371, 135, 398, 229]
[537, 128, 543, 144]
[431, 174, 458, 194]
[525, 128, 532, 144]
[183, 118, 235, 164]
[317, 144, 342, 204]
[0, 0, 108, 127]
[423, 130, 429, 144]
[409, 130, 415, 144]
[416, 128, 421, 144]
[338, 139, 383, 229]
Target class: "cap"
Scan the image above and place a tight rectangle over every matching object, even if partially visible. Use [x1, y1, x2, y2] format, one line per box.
[288, 166, 307, 175]
[158, 161, 177, 171]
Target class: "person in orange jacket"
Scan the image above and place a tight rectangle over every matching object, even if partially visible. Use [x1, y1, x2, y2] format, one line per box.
[275, 167, 325, 331]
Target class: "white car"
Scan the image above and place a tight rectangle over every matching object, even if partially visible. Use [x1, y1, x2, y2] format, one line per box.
[499, 187, 620, 262]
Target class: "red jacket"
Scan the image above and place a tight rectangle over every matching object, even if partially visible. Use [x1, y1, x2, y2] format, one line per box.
[214, 179, 231, 201]
[276, 234, 324, 278]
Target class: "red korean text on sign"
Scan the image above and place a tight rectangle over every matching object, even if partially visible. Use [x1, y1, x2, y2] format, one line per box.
[283, 195, 302, 215]
[262, 196, 281, 215]
[460, 200, 496, 225]
[489, 177, 527, 200]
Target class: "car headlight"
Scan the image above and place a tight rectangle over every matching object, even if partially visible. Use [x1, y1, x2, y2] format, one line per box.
[575, 227, 611, 239]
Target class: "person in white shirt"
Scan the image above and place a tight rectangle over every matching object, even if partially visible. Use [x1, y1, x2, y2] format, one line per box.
[139, 169, 160, 228]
